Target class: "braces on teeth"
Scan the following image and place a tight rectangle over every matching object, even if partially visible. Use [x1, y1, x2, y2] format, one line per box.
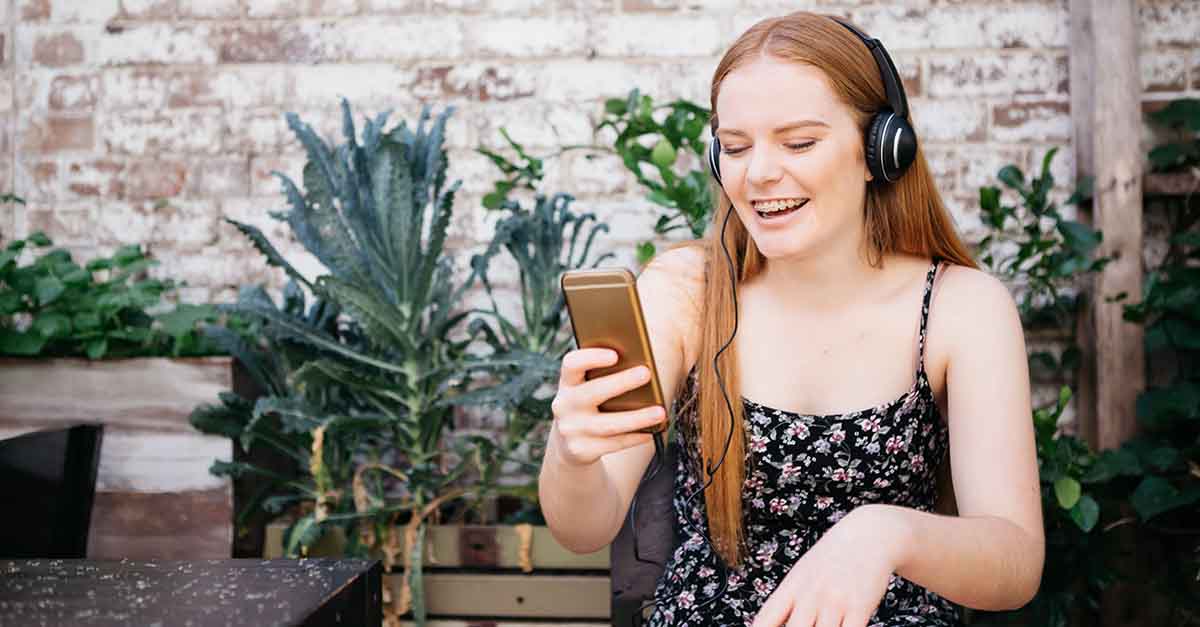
[754, 199, 806, 213]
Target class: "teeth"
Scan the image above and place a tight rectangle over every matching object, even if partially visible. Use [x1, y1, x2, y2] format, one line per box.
[753, 198, 807, 213]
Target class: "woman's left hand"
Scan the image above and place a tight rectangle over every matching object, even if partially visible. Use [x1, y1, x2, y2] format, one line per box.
[752, 504, 909, 627]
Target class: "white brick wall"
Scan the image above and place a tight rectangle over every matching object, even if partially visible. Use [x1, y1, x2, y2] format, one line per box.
[0, 0, 1195, 420]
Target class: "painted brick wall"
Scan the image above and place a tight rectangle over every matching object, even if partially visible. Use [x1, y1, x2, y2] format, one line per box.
[0, 0, 1196, 413]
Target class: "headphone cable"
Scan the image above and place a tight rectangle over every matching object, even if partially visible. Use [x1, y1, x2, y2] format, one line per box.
[632, 203, 740, 624]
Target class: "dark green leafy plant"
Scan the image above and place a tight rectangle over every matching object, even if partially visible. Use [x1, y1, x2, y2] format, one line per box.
[448, 178, 614, 521]
[976, 148, 1110, 380]
[599, 89, 714, 263]
[0, 231, 221, 358]
[190, 100, 479, 625]
[969, 148, 1200, 626]
[1146, 99, 1200, 173]
[477, 128, 548, 210]
[1114, 195, 1200, 623]
[966, 150, 1114, 627]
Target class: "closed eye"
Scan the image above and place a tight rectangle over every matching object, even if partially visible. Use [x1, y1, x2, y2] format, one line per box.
[721, 141, 815, 156]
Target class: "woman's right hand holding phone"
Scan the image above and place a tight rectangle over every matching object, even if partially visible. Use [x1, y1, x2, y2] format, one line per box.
[549, 348, 667, 468]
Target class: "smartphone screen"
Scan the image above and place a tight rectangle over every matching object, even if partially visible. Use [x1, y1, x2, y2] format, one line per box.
[561, 268, 666, 433]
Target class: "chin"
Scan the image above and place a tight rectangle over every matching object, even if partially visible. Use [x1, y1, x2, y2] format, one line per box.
[753, 239, 817, 261]
[738, 208, 822, 260]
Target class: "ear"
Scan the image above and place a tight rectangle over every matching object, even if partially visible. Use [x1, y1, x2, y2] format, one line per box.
[865, 169, 874, 182]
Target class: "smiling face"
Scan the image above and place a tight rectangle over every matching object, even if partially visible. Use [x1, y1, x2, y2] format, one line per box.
[714, 55, 872, 262]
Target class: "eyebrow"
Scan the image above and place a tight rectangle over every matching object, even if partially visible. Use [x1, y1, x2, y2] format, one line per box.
[716, 119, 830, 137]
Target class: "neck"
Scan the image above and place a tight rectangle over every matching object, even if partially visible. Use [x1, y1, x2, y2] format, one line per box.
[754, 236, 884, 310]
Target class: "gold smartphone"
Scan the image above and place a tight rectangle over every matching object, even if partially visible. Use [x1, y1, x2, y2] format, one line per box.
[560, 267, 667, 434]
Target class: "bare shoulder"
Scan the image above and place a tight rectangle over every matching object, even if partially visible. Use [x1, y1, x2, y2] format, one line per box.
[636, 243, 707, 388]
[933, 263, 1024, 345]
[637, 244, 706, 314]
[639, 243, 706, 281]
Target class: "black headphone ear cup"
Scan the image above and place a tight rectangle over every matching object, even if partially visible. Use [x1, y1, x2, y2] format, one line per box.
[866, 111, 918, 183]
[889, 117, 918, 179]
[708, 136, 723, 187]
[864, 113, 886, 182]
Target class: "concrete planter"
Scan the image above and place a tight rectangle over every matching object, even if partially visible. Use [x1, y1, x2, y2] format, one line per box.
[0, 356, 234, 559]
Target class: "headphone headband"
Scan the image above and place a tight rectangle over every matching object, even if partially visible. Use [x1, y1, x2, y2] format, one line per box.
[828, 17, 909, 120]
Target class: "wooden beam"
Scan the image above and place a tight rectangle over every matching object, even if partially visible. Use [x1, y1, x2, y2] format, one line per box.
[1069, 0, 1144, 452]
[0, 357, 235, 559]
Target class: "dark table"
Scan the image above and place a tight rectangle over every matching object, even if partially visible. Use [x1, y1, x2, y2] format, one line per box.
[0, 558, 382, 626]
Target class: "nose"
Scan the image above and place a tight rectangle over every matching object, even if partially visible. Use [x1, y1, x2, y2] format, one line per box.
[745, 145, 783, 188]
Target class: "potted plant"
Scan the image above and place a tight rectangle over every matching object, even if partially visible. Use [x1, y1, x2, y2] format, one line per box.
[190, 100, 616, 625]
[0, 225, 235, 559]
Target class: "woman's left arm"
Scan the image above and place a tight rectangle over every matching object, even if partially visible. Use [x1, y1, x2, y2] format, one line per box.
[753, 269, 1045, 627]
[881, 267, 1046, 610]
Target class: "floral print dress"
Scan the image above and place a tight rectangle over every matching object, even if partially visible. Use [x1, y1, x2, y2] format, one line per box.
[646, 259, 962, 627]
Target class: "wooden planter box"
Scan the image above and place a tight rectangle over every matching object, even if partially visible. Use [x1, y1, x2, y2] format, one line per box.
[264, 522, 610, 625]
[0, 357, 233, 559]
[1145, 171, 1198, 196]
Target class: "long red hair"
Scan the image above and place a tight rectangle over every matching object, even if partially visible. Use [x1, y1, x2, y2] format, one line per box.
[688, 12, 979, 568]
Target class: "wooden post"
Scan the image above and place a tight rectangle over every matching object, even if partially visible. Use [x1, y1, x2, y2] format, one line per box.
[1069, 0, 1144, 451]
[1069, 2, 1146, 626]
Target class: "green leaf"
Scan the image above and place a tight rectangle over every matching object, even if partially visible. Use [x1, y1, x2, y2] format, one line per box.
[0, 329, 47, 355]
[112, 245, 144, 267]
[1037, 147, 1059, 178]
[28, 231, 52, 247]
[73, 309, 101, 329]
[1143, 446, 1181, 472]
[482, 189, 507, 210]
[285, 514, 323, 557]
[0, 290, 23, 315]
[650, 139, 677, 169]
[1069, 495, 1099, 532]
[997, 165, 1025, 189]
[1146, 98, 1200, 132]
[31, 313, 71, 339]
[1057, 221, 1102, 256]
[1148, 144, 1194, 171]
[637, 241, 656, 265]
[1054, 476, 1082, 509]
[1130, 476, 1200, 521]
[314, 276, 408, 348]
[86, 338, 108, 359]
[224, 219, 314, 291]
[1083, 447, 1141, 483]
[604, 98, 627, 116]
[35, 275, 65, 305]
[157, 304, 217, 338]
[1136, 383, 1200, 427]
[61, 267, 91, 286]
[979, 186, 1001, 212]
[189, 398, 252, 439]
[1057, 385, 1072, 410]
[85, 258, 113, 272]
[0, 249, 18, 271]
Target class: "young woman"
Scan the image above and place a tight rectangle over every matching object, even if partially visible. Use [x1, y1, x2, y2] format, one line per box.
[540, 12, 1044, 627]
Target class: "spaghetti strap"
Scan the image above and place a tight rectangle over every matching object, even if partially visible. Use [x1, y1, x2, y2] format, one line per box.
[916, 257, 942, 376]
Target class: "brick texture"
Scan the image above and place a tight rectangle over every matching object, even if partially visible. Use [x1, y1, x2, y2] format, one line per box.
[1, 1, 1194, 426]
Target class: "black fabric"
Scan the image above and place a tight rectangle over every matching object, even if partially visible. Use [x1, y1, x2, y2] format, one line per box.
[612, 440, 681, 627]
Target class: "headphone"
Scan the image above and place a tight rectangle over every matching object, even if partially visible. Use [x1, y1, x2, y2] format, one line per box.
[708, 16, 918, 185]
